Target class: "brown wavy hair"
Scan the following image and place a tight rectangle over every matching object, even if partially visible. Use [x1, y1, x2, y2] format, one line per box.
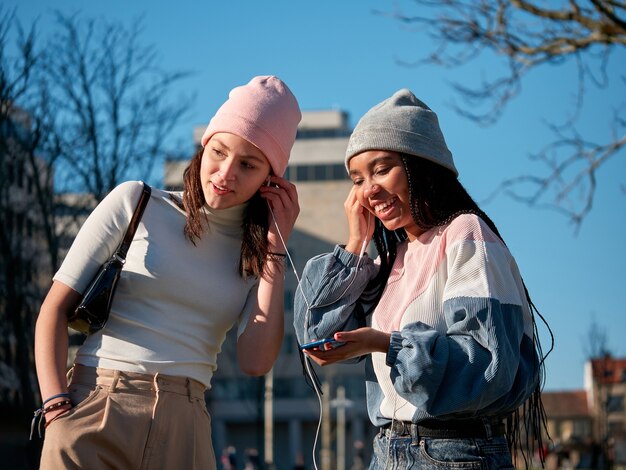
[178, 148, 270, 278]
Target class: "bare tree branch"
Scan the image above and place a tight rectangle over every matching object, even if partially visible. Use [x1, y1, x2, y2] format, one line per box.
[0, 8, 195, 414]
[582, 314, 611, 359]
[0, 7, 55, 412]
[379, 0, 625, 228]
[43, 12, 194, 201]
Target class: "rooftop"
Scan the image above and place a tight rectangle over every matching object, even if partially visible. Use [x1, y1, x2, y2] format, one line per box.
[541, 390, 590, 418]
[590, 356, 626, 385]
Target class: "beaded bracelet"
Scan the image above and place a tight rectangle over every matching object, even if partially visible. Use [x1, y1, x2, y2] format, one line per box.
[43, 399, 72, 415]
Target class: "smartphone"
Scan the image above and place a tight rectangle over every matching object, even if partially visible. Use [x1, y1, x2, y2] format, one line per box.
[301, 338, 345, 350]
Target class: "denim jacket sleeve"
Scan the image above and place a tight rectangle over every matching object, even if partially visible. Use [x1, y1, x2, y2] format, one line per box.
[293, 245, 379, 346]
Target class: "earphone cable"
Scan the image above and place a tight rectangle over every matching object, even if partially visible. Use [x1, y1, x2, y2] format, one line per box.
[268, 204, 371, 470]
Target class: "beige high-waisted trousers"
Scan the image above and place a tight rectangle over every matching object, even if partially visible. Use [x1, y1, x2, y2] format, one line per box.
[40, 364, 216, 470]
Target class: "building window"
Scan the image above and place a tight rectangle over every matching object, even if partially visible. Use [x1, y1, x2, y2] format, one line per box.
[314, 165, 326, 181]
[6, 161, 14, 185]
[332, 164, 347, 180]
[5, 210, 13, 234]
[16, 162, 24, 188]
[608, 421, 625, 436]
[287, 163, 349, 182]
[573, 419, 591, 438]
[16, 212, 24, 236]
[295, 165, 310, 181]
[607, 394, 624, 412]
[296, 128, 350, 139]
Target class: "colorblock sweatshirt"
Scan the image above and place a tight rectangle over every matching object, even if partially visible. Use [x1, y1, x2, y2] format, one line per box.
[294, 214, 539, 426]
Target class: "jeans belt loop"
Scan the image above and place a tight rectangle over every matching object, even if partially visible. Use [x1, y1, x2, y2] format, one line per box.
[186, 378, 193, 403]
[66, 366, 74, 384]
[410, 423, 420, 445]
[109, 370, 120, 393]
[481, 417, 493, 440]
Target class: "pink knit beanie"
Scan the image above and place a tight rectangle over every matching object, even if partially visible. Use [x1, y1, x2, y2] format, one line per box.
[201, 76, 301, 177]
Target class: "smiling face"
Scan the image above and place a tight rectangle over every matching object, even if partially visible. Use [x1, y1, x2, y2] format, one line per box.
[200, 132, 272, 210]
[349, 150, 422, 240]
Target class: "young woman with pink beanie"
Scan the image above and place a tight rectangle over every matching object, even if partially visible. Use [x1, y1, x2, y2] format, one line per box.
[35, 76, 301, 469]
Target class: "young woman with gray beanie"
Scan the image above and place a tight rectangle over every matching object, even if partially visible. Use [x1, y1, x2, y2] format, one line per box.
[35, 75, 301, 469]
[294, 89, 550, 469]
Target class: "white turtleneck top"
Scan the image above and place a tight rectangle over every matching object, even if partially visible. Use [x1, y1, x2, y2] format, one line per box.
[54, 181, 258, 388]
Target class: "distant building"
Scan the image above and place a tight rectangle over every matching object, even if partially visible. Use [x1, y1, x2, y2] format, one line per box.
[541, 390, 593, 467]
[540, 356, 626, 468]
[585, 356, 626, 441]
[585, 355, 626, 468]
[543, 390, 593, 443]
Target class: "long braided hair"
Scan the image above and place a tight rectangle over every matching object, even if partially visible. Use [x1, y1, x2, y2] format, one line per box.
[362, 153, 553, 466]
[177, 148, 271, 278]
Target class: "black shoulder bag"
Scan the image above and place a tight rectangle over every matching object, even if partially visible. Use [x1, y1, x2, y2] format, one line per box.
[67, 182, 151, 335]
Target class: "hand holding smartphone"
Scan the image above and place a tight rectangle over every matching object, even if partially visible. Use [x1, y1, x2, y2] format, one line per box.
[301, 337, 345, 350]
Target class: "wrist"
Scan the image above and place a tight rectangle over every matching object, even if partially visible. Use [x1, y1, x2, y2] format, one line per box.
[345, 238, 365, 254]
[30, 394, 72, 439]
[375, 331, 391, 354]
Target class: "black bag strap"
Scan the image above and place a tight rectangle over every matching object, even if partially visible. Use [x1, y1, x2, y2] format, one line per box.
[116, 182, 152, 260]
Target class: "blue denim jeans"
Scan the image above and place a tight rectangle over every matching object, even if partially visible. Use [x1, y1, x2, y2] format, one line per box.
[369, 432, 515, 469]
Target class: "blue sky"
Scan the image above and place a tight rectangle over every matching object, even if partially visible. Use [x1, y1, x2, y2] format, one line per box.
[7, 0, 626, 391]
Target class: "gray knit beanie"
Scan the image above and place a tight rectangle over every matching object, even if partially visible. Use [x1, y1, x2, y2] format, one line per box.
[345, 89, 457, 176]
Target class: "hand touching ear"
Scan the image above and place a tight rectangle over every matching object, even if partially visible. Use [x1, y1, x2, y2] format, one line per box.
[259, 175, 299, 252]
[344, 186, 374, 254]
